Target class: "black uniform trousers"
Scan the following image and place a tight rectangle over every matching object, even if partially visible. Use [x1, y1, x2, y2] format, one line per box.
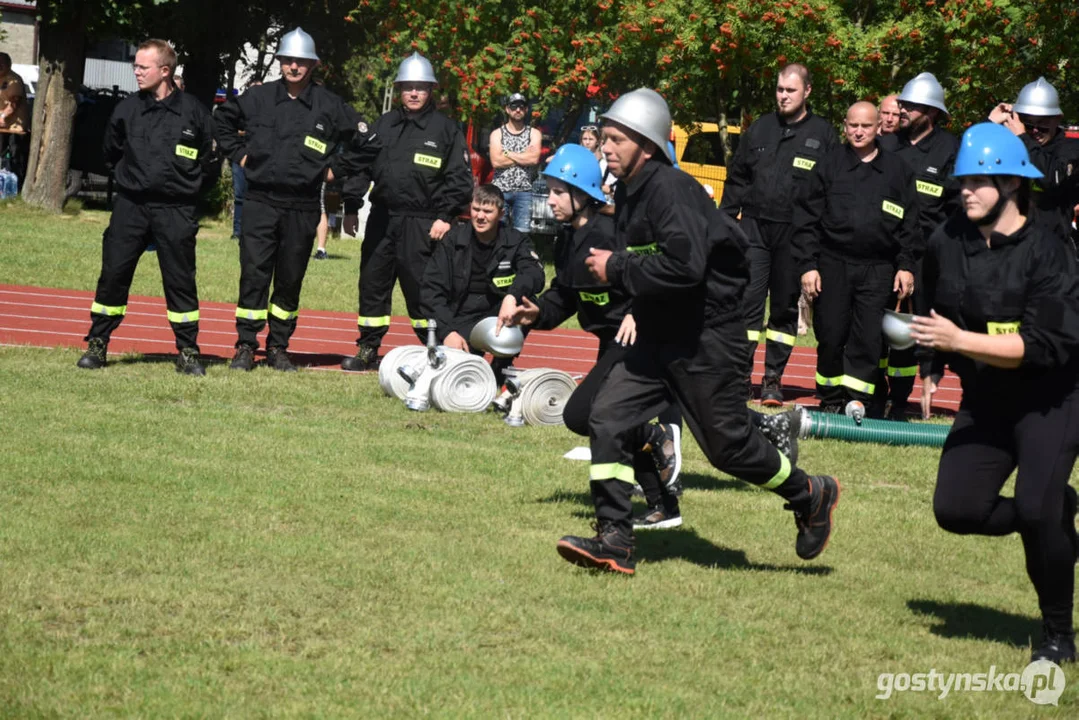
[742, 218, 800, 381]
[588, 321, 811, 533]
[562, 338, 683, 509]
[88, 194, 199, 351]
[813, 253, 893, 406]
[235, 197, 320, 350]
[357, 207, 435, 349]
[933, 393, 1079, 636]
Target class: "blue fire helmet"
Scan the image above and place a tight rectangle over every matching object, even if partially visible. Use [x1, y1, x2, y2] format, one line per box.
[541, 143, 607, 203]
[953, 122, 1043, 179]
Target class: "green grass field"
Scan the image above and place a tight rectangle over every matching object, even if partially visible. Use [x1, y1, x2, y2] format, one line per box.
[0, 203, 1074, 717]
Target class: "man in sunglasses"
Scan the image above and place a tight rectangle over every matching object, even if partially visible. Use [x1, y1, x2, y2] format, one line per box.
[877, 72, 959, 419]
[490, 93, 542, 238]
[989, 77, 1079, 240]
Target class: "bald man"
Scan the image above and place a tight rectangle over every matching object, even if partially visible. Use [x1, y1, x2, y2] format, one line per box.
[792, 101, 920, 414]
[878, 94, 900, 135]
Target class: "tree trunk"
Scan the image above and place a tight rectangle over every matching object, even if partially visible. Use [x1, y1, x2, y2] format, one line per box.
[23, 6, 86, 212]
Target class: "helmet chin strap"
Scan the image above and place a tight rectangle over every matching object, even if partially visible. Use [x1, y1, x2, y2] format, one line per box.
[975, 176, 1010, 228]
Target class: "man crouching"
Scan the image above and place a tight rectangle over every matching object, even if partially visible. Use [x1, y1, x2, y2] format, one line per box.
[421, 185, 545, 382]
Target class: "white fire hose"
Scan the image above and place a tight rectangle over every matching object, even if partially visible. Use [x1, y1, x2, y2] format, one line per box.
[493, 368, 578, 426]
[377, 322, 498, 413]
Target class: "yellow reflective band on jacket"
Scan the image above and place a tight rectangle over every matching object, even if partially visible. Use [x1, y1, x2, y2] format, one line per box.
[626, 242, 659, 255]
[589, 462, 636, 483]
[878, 357, 889, 369]
[269, 304, 298, 321]
[746, 329, 763, 343]
[90, 302, 126, 316]
[887, 365, 918, 378]
[579, 291, 610, 306]
[792, 157, 816, 171]
[236, 307, 268, 321]
[882, 200, 905, 219]
[413, 153, 442, 169]
[304, 136, 327, 154]
[916, 180, 943, 197]
[815, 373, 875, 394]
[411, 318, 430, 329]
[761, 452, 791, 490]
[167, 309, 200, 324]
[175, 144, 198, 160]
[358, 315, 391, 328]
[492, 274, 516, 288]
[1032, 182, 1044, 193]
[766, 329, 796, 346]
[987, 321, 1021, 335]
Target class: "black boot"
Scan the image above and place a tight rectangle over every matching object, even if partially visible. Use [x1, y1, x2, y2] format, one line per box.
[557, 522, 637, 574]
[341, 345, 379, 372]
[760, 375, 784, 407]
[267, 346, 297, 372]
[77, 337, 108, 369]
[175, 347, 205, 376]
[1032, 624, 1077, 664]
[229, 344, 256, 372]
[785, 475, 841, 560]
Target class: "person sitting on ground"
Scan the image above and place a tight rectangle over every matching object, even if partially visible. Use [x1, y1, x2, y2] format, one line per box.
[420, 184, 545, 382]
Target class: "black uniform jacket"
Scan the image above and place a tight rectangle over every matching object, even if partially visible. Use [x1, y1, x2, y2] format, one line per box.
[792, 141, 921, 275]
[343, 103, 472, 222]
[605, 161, 750, 344]
[104, 89, 216, 204]
[719, 109, 837, 223]
[422, 224, 545, 342]
[919, 214, 1079, 405]
[534, 214, 631, 346]
[1023, 130, 1079, 233]
[880, 126, 960, 243]
[214, 80, 379, 210]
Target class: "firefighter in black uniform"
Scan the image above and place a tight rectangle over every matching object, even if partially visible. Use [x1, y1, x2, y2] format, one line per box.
[214, 27, 379, 372]
[420, 184, 543, 372]
[77, 39, 215, 376]
[911, 123, 1079, 664]
[878, 72, 960, 418]
[555, 89, 839, 576]
[794, 102, 920, 414]
[720, 63, 837, 406]
[508, 144, 686, 530]
[989, 77, 1079, 240]
[340, 52, 473, 371]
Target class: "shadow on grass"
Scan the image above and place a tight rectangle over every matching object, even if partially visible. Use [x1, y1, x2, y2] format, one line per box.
[679, 472, 756, 493]
[112, 351, 364, 371]
[638, 527, 833, 574]
[907, 599, 1036, 647]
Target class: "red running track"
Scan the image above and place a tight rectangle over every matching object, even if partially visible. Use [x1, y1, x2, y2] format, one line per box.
[0, 283, 962, 411]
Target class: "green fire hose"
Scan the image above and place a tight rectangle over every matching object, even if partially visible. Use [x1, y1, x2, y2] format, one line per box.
[798, 407, 951, 448]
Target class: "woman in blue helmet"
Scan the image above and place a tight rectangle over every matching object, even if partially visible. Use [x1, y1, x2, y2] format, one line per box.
[912, 123, 1079, 664]
[507, 144, 685, 528]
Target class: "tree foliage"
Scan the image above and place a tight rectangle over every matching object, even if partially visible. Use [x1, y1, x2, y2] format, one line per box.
[363, 0, 1078, 135]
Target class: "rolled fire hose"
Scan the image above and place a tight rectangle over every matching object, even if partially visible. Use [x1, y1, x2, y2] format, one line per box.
[798, 407, 951, 448]
[501, 368, 578, 426]
[378, 345, 428, 400]
[430, 355, 498, 413]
